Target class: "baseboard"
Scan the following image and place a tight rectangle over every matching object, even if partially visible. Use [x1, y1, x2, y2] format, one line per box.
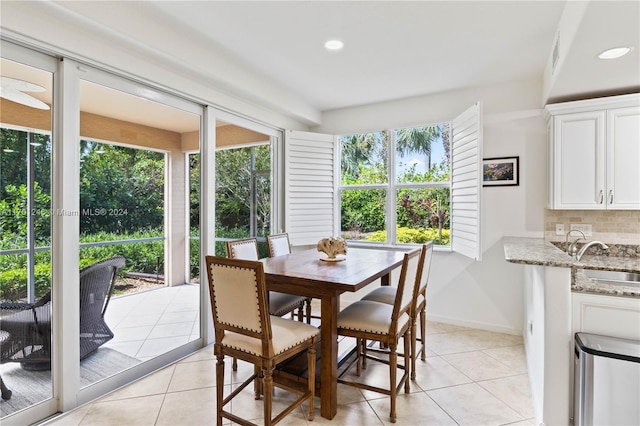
[426, 313, 523, 336]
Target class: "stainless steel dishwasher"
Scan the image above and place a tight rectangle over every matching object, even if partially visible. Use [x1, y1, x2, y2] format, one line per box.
[574, 332, 640, 425]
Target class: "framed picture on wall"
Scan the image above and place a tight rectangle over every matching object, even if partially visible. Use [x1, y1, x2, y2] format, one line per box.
[482, 156, 519, 186]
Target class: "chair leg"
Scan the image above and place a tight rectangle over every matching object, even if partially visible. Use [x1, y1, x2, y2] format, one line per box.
[216, 355, 224, 426]
[361, 338, 367, 369]
[404, 331, 411, 393]
[263, 366, 274, 425]
[389, 343, 397, 423]
[356, 338, 362, 376]
[0, 377, 12, 401]
[297, 304, 304, 322]
[305, 298, 312, 324]
[254, 364, 262, 399]
[411, 317, 417, 380]
[420, 306, 426, 361]
[307, 343, 316, 421]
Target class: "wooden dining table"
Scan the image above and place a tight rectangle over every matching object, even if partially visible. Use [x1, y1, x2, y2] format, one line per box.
[261, 246, 406, 420]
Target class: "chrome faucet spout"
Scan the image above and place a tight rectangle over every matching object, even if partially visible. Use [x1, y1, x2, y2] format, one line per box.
[576, 241, 609, 261]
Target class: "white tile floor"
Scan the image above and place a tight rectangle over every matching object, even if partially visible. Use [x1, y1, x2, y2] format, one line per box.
[44, 318, 536, 425]
[103, 284, 201, 362]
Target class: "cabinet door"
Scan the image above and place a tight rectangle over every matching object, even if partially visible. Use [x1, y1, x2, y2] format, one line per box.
[607, 107, 640, 209]
[554, 111, 606, 209]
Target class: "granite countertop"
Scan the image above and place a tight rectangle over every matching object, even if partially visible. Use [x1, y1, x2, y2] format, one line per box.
[503, 237, 576, 268]
[572, 269, 639, 297]
[503, 236, 640, 298]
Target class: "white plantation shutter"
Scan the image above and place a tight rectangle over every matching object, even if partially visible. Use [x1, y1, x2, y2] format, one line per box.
[284, 130, 336, 246]
[451, 103, 483, 260]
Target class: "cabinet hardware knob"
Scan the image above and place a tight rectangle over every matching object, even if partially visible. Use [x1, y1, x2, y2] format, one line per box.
[609, 190, 613, 204]
[598, 190, 604, 204]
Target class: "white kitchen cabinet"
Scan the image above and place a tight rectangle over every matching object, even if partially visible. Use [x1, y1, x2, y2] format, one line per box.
[572, 291, 640, 341]
[546, 94, 640, 210]
[607, 107, 640, 209]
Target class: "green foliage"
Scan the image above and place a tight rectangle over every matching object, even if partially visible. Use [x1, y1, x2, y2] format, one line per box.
[212, 145, 271, 234]
[340, 129, 452, 245]
[340, 162, 451, 242]
[395, 125, 440, 162]
[0, 130, 51, 202]
[79, 140, 164, 234]
[340, 189, 386, 234]
[0, 263, 52, 301]
[79, 229, 164, 274]
[340, 131, 389, 183]
[0, 228, 164, 301]
[188, 225, 269, 279]
[2, 128, 276, 299]
[366, 226, 451, 245]
[0, 182, 52, 248]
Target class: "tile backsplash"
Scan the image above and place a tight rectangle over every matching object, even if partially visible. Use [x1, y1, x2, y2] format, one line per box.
[545, 209, 640, 245]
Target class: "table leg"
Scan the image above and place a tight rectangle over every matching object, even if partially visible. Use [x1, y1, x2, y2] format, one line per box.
[381, 272, 391, 286]
[320, 294, 338, 419]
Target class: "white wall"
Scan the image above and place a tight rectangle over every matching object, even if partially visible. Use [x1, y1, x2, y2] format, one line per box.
[314, 78, 548, 334]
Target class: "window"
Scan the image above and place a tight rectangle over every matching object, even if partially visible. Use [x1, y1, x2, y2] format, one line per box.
[189, 144, 272, 273]
[339, 124, 451, 246]
[215, 143, 271, 256]
[285, 105, 481, 259]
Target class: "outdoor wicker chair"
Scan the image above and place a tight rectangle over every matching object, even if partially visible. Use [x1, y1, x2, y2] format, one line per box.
[0, 256, 126, 371]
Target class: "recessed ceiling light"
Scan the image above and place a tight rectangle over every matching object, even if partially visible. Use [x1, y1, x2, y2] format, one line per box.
[325, 39, 344, 51]
[598, 47, 632, 59]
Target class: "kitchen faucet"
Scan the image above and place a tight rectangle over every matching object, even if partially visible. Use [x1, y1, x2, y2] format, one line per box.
[576, 240, 609, 261]
[565, 230, 586, 258]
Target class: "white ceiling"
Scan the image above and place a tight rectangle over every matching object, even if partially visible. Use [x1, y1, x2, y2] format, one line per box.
[146, 0, 566, 111]
[2, 1, 639, 131]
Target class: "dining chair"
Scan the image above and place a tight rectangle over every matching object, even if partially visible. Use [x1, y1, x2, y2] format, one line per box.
[266, 233, 292, 258]
[266, 233, 312, 323]
[360, 242, 433, 379]
[336, 247, 422, 423]
[227, 238, 308, 370]
[205, 256, 319, 426]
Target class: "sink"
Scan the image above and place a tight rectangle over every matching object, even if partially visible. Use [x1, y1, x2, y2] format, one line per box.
[583, 269, 640, 288]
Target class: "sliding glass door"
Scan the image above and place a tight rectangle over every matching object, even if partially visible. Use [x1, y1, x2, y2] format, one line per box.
[1, 41, 205, 424]
[1, 42, 57, 424]
[74, 66, 203, 402]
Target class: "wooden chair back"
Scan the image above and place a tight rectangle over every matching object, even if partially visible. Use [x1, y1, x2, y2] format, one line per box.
[416, 242, 434, 297]
[205, 256, 273, 357]
[267, 233, 292, 257]
[226, 237, 259, 261]
[390, 248, 422, 336]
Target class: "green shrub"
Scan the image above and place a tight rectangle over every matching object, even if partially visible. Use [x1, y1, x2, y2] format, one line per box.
[1, 225, 272, 299]
[366, 226, 450, 245]
[0, 262, 52, 301]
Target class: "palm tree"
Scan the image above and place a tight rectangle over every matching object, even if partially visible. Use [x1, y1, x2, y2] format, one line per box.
[395, 125, 440, 170]
[339, 132, 388, 180]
